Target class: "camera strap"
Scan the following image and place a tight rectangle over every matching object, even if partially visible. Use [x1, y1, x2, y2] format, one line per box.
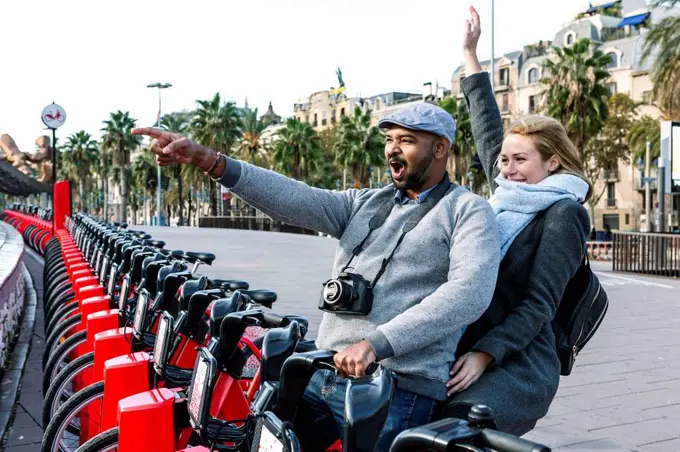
[341, 173, 454, 287]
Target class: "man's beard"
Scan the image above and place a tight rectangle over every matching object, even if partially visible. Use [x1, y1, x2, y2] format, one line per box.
[388, 145, 435, 193]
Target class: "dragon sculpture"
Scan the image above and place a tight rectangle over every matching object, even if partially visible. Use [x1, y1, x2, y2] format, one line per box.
[0, 133, 54, 183]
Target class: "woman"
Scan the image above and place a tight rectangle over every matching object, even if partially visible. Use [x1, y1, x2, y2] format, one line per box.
[438, 7, 592, 435]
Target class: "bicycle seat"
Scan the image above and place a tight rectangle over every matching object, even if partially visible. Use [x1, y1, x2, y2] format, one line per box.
[159, 249, 185, 259]
[241, 289, 277, 307]
[146, 239, 165, 248]
[213, 279, 250, 292]
[183, 251, 216, 265]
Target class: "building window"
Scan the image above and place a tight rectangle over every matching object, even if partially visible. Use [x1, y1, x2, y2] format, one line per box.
[502, 118, 510, 129]
[322, 119, 327, 126]
[606, 182, 616, 207]
[642, 91, 653, 104]
[340, 108, 345, 117]
[313, 113, 318, 126]
[607, 83, 617, 94]
[606, 52, 618, 69]
[502, 94, 509, 112]
[602, 213, 619, 231]
[565, 31, 575, 46]
[625, 213, 630, 225]
[529, 95, 536, 113]
[528, 68, 538, 84]
[499, 68, 509, 86]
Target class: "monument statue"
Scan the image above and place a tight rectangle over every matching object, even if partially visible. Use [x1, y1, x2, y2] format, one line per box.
[0, 133, 54, 183]
[336, 67, 345, 88]
[330, 67, 347, 97]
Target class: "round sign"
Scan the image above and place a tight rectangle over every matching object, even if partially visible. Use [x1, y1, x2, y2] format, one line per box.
[41, 103, 67, 129]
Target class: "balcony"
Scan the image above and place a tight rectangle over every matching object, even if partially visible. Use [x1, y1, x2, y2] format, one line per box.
[494, 83, 512, 92]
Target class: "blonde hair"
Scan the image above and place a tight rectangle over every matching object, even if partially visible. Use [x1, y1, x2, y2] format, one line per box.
[502, 115, 593, 202]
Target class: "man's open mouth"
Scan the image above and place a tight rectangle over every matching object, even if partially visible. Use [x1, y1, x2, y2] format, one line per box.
[389, 159, 406, 180]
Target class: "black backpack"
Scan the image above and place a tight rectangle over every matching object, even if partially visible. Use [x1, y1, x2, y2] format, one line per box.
[552, 252, 609, 376]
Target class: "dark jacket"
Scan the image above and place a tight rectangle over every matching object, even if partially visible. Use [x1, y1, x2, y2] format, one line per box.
[438, 72, 590, 435]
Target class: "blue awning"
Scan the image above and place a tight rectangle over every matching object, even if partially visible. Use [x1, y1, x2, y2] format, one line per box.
[587, 1, 618, 13]
[617, 12, 650, 28]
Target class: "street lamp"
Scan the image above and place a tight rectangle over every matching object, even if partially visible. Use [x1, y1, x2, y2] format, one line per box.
[490, 0, 495, 92]
[147, 82, 172, 226]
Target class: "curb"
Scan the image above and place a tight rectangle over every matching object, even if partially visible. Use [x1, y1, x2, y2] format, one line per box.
[0, 262, 38, 444]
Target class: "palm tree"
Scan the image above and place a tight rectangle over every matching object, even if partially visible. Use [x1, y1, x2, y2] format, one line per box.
[101, 111, 142, 222]
[132, 150, 159, 225]
[334, 107, 384, 188]
[628, 115, 661, 163]
[63, 131, 98, 213]
[271, 118, 323, 181]
[642, 0, 680, 119]
[161, 112, 189, 225]
[92, 146, 113, 220]
[190, 93, 242, 216]
[238, 108, 271, 165]
[541, 38, 612, 157]
[438, 97, 475, 185]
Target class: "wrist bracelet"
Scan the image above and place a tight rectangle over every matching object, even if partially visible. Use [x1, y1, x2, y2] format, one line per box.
[203, 152, 223, 177]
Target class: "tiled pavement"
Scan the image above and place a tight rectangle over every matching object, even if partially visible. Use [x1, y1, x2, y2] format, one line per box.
[3, 227, 680, 451]
[3, 252, 46, 451]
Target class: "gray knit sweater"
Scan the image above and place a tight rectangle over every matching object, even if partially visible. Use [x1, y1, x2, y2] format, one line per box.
[219, 161, 500, 400]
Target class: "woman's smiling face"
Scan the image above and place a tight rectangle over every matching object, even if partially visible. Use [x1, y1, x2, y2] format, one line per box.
[499, 133, 560, 184]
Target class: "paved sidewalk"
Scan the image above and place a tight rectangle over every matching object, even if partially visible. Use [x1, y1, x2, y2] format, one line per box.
[523, 262, 680, 451]
[3, 252, 46, 451]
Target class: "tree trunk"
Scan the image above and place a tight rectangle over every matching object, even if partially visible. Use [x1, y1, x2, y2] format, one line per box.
[210, 180, 218, 216]
[103, 177, 109, 221]
[120, 166, 127, 223]
[588, 200, 596, 229]
[187, 186, 193, 227]
[79, 178, 86, 213]
[177, 173, 184, 226]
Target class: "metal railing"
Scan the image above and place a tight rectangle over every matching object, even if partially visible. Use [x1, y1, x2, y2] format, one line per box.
[198, 215, 319, 237]
[612, 232, 680, 278]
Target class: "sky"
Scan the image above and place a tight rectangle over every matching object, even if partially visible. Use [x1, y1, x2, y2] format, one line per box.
[1, 0, 601, 154]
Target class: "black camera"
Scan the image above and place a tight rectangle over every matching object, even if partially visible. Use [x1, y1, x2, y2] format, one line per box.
[319, 272, 373, 315]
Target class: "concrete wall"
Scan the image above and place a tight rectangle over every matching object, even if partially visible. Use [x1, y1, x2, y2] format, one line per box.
[0, 221, 26, 368]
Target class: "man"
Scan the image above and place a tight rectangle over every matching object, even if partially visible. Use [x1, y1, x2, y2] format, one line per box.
[133, 102, 500, 450]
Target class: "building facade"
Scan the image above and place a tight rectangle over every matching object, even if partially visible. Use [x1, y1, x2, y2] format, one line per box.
[450, 0, 678, 231]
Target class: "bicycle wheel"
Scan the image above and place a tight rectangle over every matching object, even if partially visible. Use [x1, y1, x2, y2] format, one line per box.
[46, 302, 79, 338]
[74, 427, 118, 452]
[43, 331, 87, 394]
[43, 352, 95, 427]
[43, 314, 81, 368]
[41, 382, 105, 452]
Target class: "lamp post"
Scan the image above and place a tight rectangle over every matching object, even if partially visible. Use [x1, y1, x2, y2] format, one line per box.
[147, 82, 172, 226]
[490, 0, 495, 92]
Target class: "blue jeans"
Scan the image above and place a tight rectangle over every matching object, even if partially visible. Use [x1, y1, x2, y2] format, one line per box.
[294, 369, 437, 452]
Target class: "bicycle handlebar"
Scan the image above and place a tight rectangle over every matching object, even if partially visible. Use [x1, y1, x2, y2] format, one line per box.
[481, 429, 550, 452]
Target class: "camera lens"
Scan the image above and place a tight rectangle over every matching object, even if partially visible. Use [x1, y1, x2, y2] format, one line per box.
[323, 280, 344, 305]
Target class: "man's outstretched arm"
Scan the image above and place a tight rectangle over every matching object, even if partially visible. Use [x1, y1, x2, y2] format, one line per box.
[133, 127, 366, 238]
